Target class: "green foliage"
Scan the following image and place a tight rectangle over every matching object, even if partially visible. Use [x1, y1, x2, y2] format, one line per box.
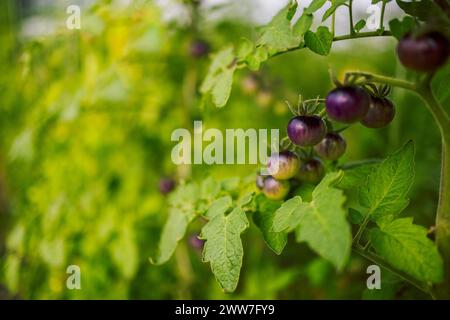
[200, 207, 249, 293]
[253, 195, 287, 255]
[395, 0, 449, 23]
[1, 0, 449, 300]
[370, 217, 444, 283]
[354, 20, 366, 33]
[322, 0, 349, 22]
[359, 141, 415, 221]
[304, 26, 333, 56]
[389, 17, 415, 40]
[201, 47, 236, 108]
[305, 0, 328, 14]
[257, 6, 302, 54]
[151, 183, 199, 265]
[273, 172, 351, 270]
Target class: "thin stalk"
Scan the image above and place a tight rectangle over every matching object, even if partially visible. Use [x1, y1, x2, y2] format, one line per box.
[379, 0, 387, 30]
[331, 2, 336, 37]
[345, 71, 417, 91]
[345, 70, 450, 299]
[353, 213, 371, 244]
[271, 31, 392, 58]
[348, 0, 355, 34]
[417, 82, 450, 299]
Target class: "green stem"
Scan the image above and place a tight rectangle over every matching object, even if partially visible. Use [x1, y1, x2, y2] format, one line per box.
[331, 1, 336, 37]
[348, 0, 355, 34]
[353, 213, 371, 244]
[303, 98, 326, 104]
[333, 30, 392, 41]
[417, 82, 450, 299]
[345, 70, 450, 299]
[345, 71, 417, 91]
[272, 31, 392, 58]
[379, 1, 387, 30]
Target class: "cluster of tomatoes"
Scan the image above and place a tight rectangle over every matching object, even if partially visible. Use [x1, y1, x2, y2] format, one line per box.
[258, 30, 449, 200]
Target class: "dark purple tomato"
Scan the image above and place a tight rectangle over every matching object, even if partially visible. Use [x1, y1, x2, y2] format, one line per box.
[326, 87, 370, 123]
[188, 234, 205, 250]
[189, 40, 210, 58]
[361, 97, 396, 128]
[287, 115, 326, 146]
[397, 32, 449, 72]
[297, 158, 325, 184]
[256, 174, 265, 190]
[314, 133, 347, 161]
[267, 151, 300, 180]
[159, 177, 176, 195]
[262, 176, 290, 200]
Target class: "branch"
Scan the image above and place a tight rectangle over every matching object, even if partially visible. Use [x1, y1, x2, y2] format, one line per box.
[344, 71, 417, 91]
[272, 31, 392, 58]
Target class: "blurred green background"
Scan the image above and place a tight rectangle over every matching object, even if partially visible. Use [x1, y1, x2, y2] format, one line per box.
[0, 0, 447, 299]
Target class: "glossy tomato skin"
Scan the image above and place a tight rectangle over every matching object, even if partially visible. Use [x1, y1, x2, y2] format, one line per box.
[297, 158, 325, 184]
[326, 87, 370, 123]
[287, 115, 326, 146]
[314, 133, 347, 160]
[268, 151, 300, 180]
[262, 176, 290, 200]
[361, 97, 396, 128]
[397, 32, 449, 72]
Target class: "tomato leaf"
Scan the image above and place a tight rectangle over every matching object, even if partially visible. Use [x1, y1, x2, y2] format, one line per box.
[322, 0, 349, 22]
[305, 0, 328, 14]
[354, 19, 366, 32]
[388, 16, 415, 40]
[273, 171, 351, 270]
[201, 47, 236, 108]
[359, 141, 415, 221]
[370, 217, 444, 283]
[200, 207, 249, 293]
[272, 196, 306, 233]
[205, 196, 232, 219]
[253, 195, 287, 255]
[293, 13, 313, 37]
[305, 26, 333, 56]
[150, 183, 199, 265]
[258, 6, 302, 55]
[396, 0, 448, 23]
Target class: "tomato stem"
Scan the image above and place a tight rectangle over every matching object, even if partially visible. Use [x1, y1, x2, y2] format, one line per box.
[345, 70, 450, 299]
[379, 0, 387, 30]
[417, 81, 450, 299]
[271, 31, 392, 58]
[348, 0, 355, 35]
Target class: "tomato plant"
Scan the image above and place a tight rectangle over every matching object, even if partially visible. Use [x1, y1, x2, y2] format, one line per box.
[154, 0, 450, 299]
[1, 0, 449, 300]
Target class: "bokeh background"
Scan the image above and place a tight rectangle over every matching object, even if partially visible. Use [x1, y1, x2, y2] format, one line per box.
[0, 0, 448, 299]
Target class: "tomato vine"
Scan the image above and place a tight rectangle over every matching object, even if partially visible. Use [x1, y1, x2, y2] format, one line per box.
[154, 0, 450, 299]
